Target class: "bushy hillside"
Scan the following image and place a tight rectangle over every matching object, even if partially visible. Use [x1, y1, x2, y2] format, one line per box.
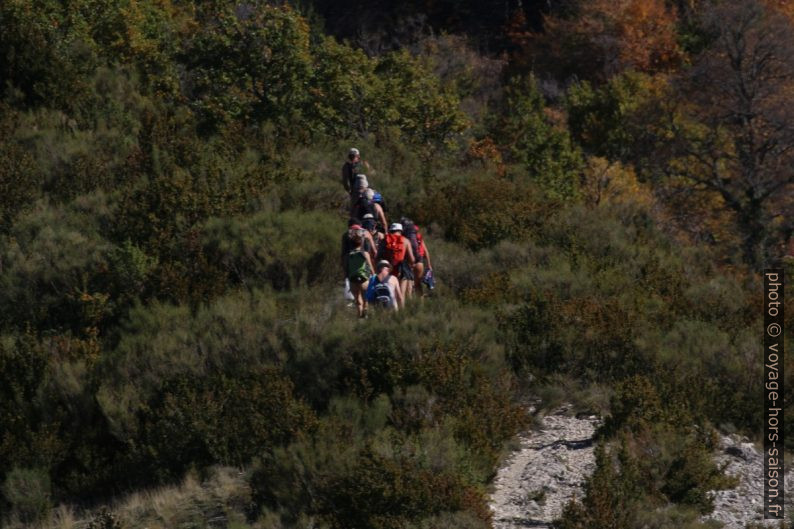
[0, 0, 792, 527]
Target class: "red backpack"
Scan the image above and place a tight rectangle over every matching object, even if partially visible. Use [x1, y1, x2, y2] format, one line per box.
[384, 233, 406, 267]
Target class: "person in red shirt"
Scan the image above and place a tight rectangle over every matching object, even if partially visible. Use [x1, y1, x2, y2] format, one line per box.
[379, 223, 415, 301]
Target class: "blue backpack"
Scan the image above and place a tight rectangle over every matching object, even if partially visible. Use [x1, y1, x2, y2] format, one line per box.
[367, 275, 393, 307]
[372, 191, 386, 212]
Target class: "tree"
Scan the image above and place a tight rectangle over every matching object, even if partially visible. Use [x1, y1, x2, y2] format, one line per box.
[181, 3, 314, 134]
[670, 0, 794, 267]
[525, 0, 683, 82]
[493, 76, 582, 201]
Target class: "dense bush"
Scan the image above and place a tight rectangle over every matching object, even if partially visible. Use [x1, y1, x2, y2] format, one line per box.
[1, 467, 52, 524]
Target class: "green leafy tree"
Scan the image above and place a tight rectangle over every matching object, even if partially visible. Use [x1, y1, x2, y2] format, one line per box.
[493, 76, 583, 201]
[182, 3, 314, 134]
[307, 35, 382, 138]
[375, 50, 469, 152]
[566, 71, 671, 162]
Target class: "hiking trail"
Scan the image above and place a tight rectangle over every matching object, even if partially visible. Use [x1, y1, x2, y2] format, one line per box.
[489, 405, 793, 528]
[702, 434, 794, 528]
[489, 405, 600, 529]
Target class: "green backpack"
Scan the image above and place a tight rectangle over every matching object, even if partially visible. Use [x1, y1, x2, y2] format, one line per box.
[347, 250, 370, 282]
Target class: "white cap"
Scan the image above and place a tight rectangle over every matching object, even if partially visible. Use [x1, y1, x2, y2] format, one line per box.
[362, 213, 375, 219]
[349, 148, 360, 156]
[389, 223, 403, 232]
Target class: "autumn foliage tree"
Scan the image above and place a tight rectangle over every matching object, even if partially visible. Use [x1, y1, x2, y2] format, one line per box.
[668, 0, 794, 267]
[525, 0, 683, 82]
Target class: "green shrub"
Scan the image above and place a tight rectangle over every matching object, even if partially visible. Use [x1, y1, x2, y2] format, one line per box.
[556, 427, 732, 529]
[492, 75, 583, 201]
[427, 171, 554, 250]
[200, 210, 340, 291]
[250, 402, 494, 529]
[2, 467, 52, 524]
[98, 290, 317, 484]
[320, 447, 489, 529]
[555, 442, 643, 529]
[0, 106, 41, 232]
[130, 367, 317, 480]
[0, 194, 116, 332]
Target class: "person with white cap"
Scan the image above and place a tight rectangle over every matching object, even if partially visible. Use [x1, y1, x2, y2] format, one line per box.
[380, 223, 415, 301]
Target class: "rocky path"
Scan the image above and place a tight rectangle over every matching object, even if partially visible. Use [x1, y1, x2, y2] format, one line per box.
[490, 407, 793, 529]
[702, 434, 793, 528]
[489, 408, 601, 529]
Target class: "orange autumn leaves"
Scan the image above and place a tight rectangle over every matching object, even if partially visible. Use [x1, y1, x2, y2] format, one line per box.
[511, 0, 683, 81]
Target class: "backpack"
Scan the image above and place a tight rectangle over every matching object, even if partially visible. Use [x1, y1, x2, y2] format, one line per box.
[347, 250, 369, 282]
[372, 191, 386, 213]
[352, 194, 375, 220]
[372, 276, 393, 307]
[383, 233, 406, 267]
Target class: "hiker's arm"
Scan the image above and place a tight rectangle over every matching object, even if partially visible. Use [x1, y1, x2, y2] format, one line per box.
[366, 232, 377, 260]
[376, 235, 385, 260]
[342, 165, 350, 192]
[376, 204, 388, 231]
[422, 242, 432, 270]
[405, 239, 415, 265]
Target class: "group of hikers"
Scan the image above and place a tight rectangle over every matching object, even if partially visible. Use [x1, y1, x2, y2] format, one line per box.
[341, 148, 435, 317]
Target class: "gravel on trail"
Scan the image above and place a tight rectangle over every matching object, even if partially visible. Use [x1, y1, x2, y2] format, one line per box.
[489, 406, 793, 529]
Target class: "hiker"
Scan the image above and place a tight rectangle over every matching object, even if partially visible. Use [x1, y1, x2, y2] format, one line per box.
[401, 218, 433, 297]
[351, 187, 388, 233]
[362, 213, 383, 261]
[347, 232, 375, 318]
[380, 223, 415, 301]
[342, 148, 371, 194]
[341, 219, 377, 276]
[340, 218, 361, 278]
[367, 260, 403, 311]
